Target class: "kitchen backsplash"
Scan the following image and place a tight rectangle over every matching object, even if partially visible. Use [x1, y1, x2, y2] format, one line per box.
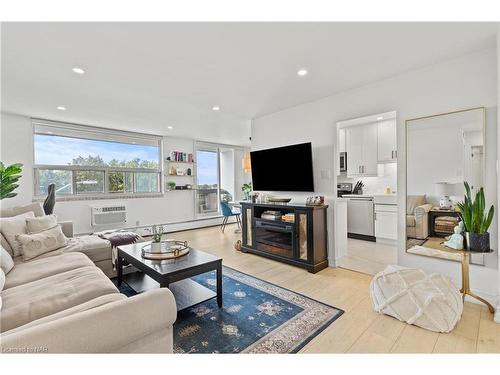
[338, 163, 397, 195]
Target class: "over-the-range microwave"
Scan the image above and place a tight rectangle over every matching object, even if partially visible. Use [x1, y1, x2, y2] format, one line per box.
[339, 152, 347, 172]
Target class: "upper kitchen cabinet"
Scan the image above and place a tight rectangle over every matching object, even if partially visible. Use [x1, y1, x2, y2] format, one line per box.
[377, 119, 397, 163]
[346, 123, 378, 177]
[338, 128, 346, 153]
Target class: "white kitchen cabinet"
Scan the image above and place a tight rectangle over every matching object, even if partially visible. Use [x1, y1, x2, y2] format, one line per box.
[338, 128, 346, 153]
[346, 123, 378, 177]
[377, 119, 397, 163]
[374, 203, 397, 241]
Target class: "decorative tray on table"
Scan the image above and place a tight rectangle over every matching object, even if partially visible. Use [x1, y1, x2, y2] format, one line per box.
[141, 240, 190, 260]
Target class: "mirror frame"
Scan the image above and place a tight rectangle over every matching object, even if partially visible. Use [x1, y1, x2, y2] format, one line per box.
[405, 106, 486, 264]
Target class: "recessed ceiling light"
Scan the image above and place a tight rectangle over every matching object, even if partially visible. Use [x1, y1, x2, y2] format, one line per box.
[56, 105, 67, 111]
[167, 126, 173, 130]
[72, 67, 85, 75]
[212, 106, 220, 111]
[297, 69, 308, 76]
[377, 116, 384, 120]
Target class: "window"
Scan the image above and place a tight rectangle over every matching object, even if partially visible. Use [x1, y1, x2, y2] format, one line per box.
[33, 120, 162, 197]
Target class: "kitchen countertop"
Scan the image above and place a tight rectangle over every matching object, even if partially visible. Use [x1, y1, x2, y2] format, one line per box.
[341, 194, 398, 204]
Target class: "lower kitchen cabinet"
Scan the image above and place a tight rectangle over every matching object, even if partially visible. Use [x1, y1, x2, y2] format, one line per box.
[374, 202, 397, 241]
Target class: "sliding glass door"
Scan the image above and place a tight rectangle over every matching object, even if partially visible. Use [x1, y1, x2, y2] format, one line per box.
[196, 146, 220, 217]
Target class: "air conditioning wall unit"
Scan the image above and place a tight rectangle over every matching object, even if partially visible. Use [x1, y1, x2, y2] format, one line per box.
[91, 205, 127, 226]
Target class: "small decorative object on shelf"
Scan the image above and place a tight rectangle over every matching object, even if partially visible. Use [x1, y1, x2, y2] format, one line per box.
[166, 181, 176, 191]
[457, 182, 494, 252]
[150, 224, 164, 253]
[43, 183, 56, 215]
[234, 240, 242, 251]
[444, 222, 464, 250]
[306, 195, 325, 206]
[187, 168, 192, 176]
[242, 182, 252, 201]
[267, 196, 292, 203]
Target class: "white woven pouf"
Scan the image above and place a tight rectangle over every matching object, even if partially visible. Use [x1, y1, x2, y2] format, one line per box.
[370, 265, 463, 333]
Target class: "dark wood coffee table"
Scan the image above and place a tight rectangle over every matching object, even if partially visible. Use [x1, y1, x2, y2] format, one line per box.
[116, 242, 222, 311]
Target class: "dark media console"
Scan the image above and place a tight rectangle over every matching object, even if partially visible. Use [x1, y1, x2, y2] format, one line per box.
[240, 202, 329, 273]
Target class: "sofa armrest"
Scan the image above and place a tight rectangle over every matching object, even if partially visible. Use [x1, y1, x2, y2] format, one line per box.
[414, 203, 433, 219]
[1, 289, 177, 353]
[58, 221, 74, 238]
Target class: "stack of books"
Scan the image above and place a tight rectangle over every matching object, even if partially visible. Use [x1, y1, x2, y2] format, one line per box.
[261, 210, 283, 221]
[170, 151, 194, 162]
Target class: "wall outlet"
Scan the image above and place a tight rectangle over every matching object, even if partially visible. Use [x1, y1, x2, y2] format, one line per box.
[135, 220, 140, 227]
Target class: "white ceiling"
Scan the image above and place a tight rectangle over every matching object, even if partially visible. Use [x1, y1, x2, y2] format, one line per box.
[1, 22, 497, 146]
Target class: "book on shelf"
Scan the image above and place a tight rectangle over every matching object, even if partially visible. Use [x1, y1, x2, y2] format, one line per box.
[169, 151, 194, 162]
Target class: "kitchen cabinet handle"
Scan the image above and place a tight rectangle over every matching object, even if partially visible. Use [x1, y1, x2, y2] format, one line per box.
[391, 150, 394, 159]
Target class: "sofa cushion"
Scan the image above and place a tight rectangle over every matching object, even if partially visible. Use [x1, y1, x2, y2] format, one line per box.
[0, 269, 4, 310]
[2, 293, 126, 336]
[26, 214, 58, 234]
[34, 235, 112, 263]
[1, 244, 15, 274]
[0, 266, 118, 332]
[0, 211, 35, 258]
[407, 195, 426, 215]
[16, 225, 68, 261]
[4, 252, 94, 289]
[0, 202, 45, 218]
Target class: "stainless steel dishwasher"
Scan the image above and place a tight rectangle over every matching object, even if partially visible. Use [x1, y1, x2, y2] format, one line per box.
[346, 196, 375, 240]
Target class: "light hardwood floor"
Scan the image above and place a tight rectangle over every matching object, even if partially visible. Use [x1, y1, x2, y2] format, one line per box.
[167, 224, 500, 353]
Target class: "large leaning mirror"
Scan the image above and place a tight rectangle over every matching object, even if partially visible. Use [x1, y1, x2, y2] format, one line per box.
[406, 107, 486, 265]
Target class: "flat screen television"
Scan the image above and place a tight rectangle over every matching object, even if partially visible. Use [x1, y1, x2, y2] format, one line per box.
[250, 142, 314, 192]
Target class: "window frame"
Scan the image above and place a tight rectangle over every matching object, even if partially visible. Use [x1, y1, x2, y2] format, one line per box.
[32, 119, 163, 199]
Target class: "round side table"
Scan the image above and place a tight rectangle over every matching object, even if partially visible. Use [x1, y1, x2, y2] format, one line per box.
[455, 249, 495, 313]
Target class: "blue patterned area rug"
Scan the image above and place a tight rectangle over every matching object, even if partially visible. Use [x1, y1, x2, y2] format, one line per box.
[117, 266, 343, 353]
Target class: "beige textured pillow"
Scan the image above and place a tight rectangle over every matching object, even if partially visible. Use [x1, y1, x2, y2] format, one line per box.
[16, 225, 68, 261]
[26, 214, 58, 234]
[0, 211, 35, 258]
[1, 244, 14, 274]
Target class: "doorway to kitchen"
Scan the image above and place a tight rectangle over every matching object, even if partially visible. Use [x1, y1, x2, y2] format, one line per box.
[335, 111, 398, 275]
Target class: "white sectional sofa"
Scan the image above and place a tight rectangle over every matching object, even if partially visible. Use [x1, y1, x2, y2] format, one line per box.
[0, 203, 177, 353]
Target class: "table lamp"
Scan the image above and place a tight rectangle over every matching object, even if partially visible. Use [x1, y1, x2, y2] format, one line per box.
[435, 182, 455, 209]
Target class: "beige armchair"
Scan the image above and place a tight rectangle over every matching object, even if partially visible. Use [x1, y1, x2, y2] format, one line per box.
[406, 195, 433, 239]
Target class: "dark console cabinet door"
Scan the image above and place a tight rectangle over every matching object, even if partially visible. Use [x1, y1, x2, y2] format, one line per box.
[240, 202, 328, 273]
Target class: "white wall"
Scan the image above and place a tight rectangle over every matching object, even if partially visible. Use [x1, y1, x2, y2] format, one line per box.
[0, 112, 246, 235]
[252, 48, 498, 301]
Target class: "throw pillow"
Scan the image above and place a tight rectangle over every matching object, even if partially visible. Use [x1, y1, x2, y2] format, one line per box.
[0, 244, 15, 274]
[0, 211, 35, 258]
[26, 214, 58, 234]
[16, 225, 68, 261]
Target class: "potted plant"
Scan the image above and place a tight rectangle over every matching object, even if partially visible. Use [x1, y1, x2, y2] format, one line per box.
[0, 162, 23, 200]
[167, 181, 176, 191]
[457, 182, 494, 252]
[242, 182, 252, 201]
[151, 224, 163, 253]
